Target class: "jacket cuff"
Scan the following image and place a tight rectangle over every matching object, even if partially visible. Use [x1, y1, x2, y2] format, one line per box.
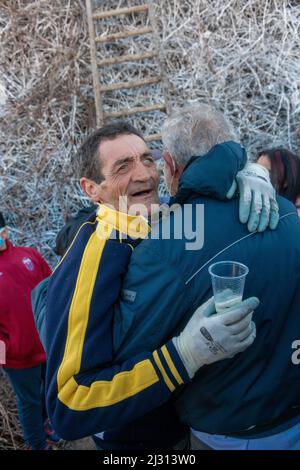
[152, 340, 190, 392]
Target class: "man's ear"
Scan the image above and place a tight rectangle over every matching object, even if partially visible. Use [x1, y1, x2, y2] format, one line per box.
[80, 177, 103, 203]
[163, 152, 178, 176]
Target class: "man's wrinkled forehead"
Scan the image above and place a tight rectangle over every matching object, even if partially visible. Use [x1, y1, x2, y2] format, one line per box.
[99, 134, 149, 167]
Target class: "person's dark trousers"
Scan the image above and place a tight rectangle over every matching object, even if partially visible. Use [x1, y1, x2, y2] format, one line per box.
[3, 364, 47, 449]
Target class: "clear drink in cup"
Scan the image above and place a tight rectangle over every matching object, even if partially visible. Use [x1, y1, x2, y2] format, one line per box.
[208, 261, 249, 313]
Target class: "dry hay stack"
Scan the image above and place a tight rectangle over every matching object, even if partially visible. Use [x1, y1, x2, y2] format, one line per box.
[1, 0, 300, 265]
[0, 372, 23, 450]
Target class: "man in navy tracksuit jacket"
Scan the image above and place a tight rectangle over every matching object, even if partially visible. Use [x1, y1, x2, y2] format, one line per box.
[113, 106, 300, 449]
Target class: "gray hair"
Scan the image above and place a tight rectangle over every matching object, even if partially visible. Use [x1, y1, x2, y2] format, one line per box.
[162, 104, 236, 166]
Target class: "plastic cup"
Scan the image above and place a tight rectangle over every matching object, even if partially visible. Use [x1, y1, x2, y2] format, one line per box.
[208, 261, 249, 313]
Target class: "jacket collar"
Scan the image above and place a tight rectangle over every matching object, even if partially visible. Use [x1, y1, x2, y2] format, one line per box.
[170, 141, 247, 205]
[0, 239, 13, 254]
[96, 204, 151, 240]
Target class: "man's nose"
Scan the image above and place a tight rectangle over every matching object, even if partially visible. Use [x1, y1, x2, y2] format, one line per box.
[131, 161, 151, 182]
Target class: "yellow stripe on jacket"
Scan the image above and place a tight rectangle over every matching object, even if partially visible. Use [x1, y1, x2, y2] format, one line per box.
[56, 228, 160, 410]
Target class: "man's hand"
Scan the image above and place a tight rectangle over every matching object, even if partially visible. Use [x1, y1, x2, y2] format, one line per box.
[173, 296, 259, 378]
[226, 162, 279, 232]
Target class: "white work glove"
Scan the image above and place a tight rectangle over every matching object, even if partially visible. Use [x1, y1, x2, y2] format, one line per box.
[173, 296, 259, 378]
[226, 162, 279, 232]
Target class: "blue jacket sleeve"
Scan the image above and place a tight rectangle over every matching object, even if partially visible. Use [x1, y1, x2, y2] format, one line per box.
[45, 227, 189, 441]
[113, 238, 196, 362]
[31, 277, 50, 349]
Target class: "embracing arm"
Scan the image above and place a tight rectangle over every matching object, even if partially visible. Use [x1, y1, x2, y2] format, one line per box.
[113, 240, 258, 369]
[173, 141, 278, 232]
[44, 230, 190, 440]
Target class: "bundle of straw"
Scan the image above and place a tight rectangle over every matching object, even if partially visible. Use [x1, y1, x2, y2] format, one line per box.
[0, 0, 299, 265]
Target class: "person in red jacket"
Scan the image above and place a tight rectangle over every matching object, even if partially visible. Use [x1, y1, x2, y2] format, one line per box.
[0, 212, 53, 450]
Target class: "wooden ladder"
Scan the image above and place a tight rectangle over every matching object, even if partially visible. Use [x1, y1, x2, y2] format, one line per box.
[85, 1, 171, 142]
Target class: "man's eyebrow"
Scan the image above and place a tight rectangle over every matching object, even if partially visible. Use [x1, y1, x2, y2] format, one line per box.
[113, 156, 135, 167]
[141, 151, 153, 158]
[113, 152, 153, 167]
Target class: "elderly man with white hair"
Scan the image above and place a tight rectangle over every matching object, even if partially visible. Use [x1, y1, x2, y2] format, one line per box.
[113, 104, 300, 450]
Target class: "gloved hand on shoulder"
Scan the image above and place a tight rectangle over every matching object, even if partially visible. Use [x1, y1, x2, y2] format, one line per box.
[226, 162, 279, 232]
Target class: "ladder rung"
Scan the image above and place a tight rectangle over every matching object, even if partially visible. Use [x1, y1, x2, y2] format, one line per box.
[98, 52, 157, 67]
[100, 77, 161, 92]
[95, 27, 153, 43]
[104, 103, 166, 119]
[92, 5, 149, 20]
[145, 134, 162, 142]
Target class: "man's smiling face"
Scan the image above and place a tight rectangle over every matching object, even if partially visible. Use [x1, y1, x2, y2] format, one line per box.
[95, 133, 160, 214]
